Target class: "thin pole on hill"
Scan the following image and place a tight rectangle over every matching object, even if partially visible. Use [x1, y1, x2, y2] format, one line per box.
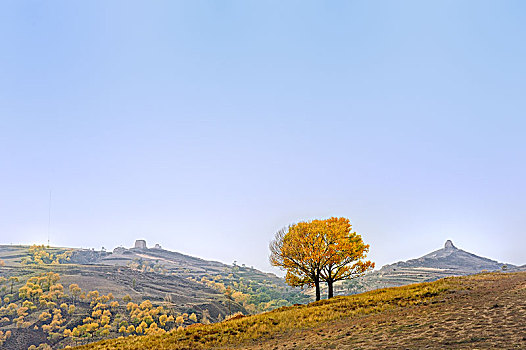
[48, 189, 51, 248]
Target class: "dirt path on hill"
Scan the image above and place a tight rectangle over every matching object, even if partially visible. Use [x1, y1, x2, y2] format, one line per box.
[230, 273, 526, 349]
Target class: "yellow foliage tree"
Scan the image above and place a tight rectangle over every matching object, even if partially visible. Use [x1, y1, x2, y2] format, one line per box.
[87, 290, 99, 304]
[270, 217, 374, 300]
[158, 314, 168, 326]
[318, 217, 374, 298]
[39, 311, 51, 321]
[69, 284, 81, 305]
[139, 300, 152, 310]
[269, 222, 326, 300]
[100, 315, 110, 326]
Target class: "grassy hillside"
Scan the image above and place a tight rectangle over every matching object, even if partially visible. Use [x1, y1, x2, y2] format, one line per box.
[72, 271, 526, 349]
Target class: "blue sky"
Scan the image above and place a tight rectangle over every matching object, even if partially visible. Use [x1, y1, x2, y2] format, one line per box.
[1, 1, 525, 273]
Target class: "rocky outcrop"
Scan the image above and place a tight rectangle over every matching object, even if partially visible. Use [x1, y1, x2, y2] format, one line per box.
[444, 240, 456, 249]
[113, 246, 127, 254]
[348, 240, 518, 295]
[69, 249, 110, 264]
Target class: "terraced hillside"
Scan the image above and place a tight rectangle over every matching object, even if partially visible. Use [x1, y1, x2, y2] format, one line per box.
[339, 240, 524, 294]
[0, 244, 309, 350]
[74, 272, 526, 349]
[1, 241, 522, 349]
[0, 244, 309, 312]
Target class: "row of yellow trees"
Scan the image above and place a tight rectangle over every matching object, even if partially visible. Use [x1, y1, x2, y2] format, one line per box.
[270, 217, 374, 300]
[22, 245, 72, 265]
[0, 269, 205, 349]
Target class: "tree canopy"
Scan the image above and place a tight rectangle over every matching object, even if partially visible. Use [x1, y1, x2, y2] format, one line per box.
[269, 217, 374, 300]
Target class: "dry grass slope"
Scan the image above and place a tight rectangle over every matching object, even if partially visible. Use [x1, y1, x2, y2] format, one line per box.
[71, 273, 474, 350]
[74, 272, 526, 350]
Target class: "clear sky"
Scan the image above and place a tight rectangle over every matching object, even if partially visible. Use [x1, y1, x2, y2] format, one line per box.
[1, 1, 525, 274]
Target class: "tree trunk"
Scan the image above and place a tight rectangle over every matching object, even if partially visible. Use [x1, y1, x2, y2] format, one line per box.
[314, 278, 321, 301]
[327, 280, 334, 299]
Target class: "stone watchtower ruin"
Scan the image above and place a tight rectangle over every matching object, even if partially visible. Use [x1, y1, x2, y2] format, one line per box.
[134, 239, 147, 249]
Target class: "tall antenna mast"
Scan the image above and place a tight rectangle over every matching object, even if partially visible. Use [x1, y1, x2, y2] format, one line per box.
[48, 189, 51, 247]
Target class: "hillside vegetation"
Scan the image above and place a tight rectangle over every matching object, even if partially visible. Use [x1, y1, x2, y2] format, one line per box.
[73, 272, 526, 349]
[0, 244, 309, 350]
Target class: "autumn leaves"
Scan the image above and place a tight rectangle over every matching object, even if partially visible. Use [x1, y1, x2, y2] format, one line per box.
[270, 217, 374, 301]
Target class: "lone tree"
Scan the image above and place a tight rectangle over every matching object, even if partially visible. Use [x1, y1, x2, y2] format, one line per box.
[270, 217, 374, 300]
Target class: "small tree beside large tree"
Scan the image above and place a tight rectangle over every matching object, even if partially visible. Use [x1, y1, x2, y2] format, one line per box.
[269, 217, 374, 300]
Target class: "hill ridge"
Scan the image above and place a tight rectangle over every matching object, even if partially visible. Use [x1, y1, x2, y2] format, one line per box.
[342, 240, 523, 294]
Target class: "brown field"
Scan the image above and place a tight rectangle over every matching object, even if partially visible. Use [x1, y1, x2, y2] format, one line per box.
[74, 272, 526, 350]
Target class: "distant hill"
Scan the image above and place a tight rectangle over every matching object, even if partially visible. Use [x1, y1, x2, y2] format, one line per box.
[1, 239, 522, 349]
[72, 272, 526, 349]
[0, 242, 309, 313]
[0, 242, 309, 350]
[340, 240, 523, 294]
